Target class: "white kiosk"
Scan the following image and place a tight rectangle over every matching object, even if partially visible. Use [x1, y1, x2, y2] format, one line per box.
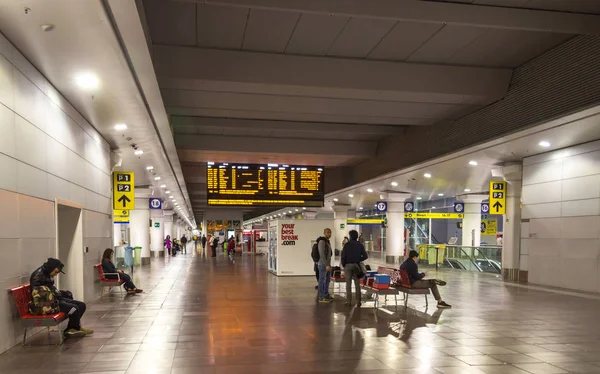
[268, 219, 334, 276]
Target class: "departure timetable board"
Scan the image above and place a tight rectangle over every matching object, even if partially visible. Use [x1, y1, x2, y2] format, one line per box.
[207, 163, 324, 207]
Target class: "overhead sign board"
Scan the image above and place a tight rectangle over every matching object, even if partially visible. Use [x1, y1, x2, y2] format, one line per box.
[404, 212, 465, 219]
[481, 219, 497, 235]
[347, 218, 384, 225]
[149, 198, 162, 210]
[113, 216, 129, 224]
[113, 172, 135, 210]
[206, 162, 324, 207]
[453, 202, 464, 213]
[404, 201, 414, 212]
[481, 202, 490, 214]
[489, 181, 507, 214]
[113, 209, 129, 217]
[376, 201, 387, 213]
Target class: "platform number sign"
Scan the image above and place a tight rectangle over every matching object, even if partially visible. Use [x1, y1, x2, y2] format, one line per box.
[149, 198, 162, 210]
[404, 201, 414, 212]
[489, 181, 506, 214]
[113, 172, 135, 210]
[453, 202, 464, 213]
[376, 201, 387, 213]
[481, 202, 490, 214]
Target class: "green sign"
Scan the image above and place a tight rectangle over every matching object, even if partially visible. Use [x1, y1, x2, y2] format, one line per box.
[154, 222, 160, 228]
[340, 223, 345, 229]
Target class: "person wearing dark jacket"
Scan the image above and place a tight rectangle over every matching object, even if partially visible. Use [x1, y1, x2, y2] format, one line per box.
[101, 248, 143, 295]
[181, 235, 188, 254]
[30, 258, 94, 338]
[201, 235, 207, 251]
[341, 230, 368, 307]
[400, 250, 451, 308]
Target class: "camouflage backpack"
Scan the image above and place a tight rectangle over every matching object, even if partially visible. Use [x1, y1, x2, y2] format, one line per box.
[28, 286, 59, 315]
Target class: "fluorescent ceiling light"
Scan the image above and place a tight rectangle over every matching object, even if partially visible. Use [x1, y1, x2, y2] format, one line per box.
[416, 197, 422, 200]
[348, 194, 354, 198]
[424, 173, 432, 178]
[288, 211, 292, 213]
[154, 176, 161, 181]
[166, 190, 171, 194]
[114, 123, 127, 131]
[169, 196, 175, 199]
[160, 184, 166, 188]
[134, 150, 143, 155]
[438, 193, 444, 196]
[367, 188, 373, 193]
[74, 72, 99, 90]
[302, 207, 306, 210]
[333, 198, 338, 202]
[359, 207, 363, 210]
[391, 181, 398, 187]
[468, 160, 478, 166]
[539, 140, 551, 147]
[146, 166, 154, 171]
[464, 188, 471, 192]
[432, 206, 436, 209]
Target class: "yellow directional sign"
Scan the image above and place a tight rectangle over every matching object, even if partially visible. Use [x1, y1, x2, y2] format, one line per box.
[481, 219, 498, 235]
[114, 216, 129, 224]
[113, 172, 135, 210]
[404, 212, 464, 219]
[489, 181, 506, 214]
[113, 210, 129, 217]
[347, 218, 384, 225]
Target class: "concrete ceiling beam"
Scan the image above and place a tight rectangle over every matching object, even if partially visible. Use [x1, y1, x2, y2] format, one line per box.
[197, 0, 600, 34]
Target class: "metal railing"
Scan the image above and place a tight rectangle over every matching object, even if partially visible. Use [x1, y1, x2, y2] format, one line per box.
[417, 244, 502, 274]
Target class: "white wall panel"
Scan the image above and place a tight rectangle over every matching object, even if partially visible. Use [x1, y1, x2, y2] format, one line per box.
[529, 217, 562, 239]
[19, 238, 53, 278]
[562, 150, 600, 179]
[561, 216, 600, 239]
[521, 202, 561, 219]
[522, 181, 562, 204]
[47, 174, 70, 202]
[520, 221, 530, 239]
[519, 254, 529, 271]
[520, 238, 529, 255]
[0, 104, 16, 157]
[561, 175, 600, 201]
[522, 159, 562, 185]
[46, 137, 68, 180]
[0, 154, 17, 192]
[561, 199, 600, 217]
[559, 239, 600, 259]
[560, 258, 598, 292]
[0, 55, 14, 110]
[13, 70, 47, 132]
[16, 162, 47, 200]
[528, 238, 560, 256]
[15, 116, 47, 171]
[0, 190, 19, 239]
[18, 194, 54, 239]
[0, 239, 21, 280]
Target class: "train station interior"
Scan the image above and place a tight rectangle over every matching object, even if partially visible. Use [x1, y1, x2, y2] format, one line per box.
[2, 0, 600, 373]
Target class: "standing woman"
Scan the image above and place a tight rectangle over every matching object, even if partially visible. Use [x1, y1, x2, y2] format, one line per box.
[165, 235, 172, 256]
[101, 248, 143, 294]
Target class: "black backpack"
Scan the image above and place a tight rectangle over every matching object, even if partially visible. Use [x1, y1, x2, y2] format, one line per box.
[311, 237, 322, 262]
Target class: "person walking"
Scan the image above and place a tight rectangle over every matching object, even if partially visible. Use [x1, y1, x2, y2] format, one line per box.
[165, 235, 172, 256]
[211, 236, 219, 257]
[201, 235, 207, 252]
[341, 230, 368, 307]
[181, 235, 188, 254]
[317, 228, 333, 303]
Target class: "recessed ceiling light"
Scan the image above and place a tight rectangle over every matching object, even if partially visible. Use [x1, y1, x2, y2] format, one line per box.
[74, 72, 99, 90]
[146, 166, 154, 171]
[391, 181, 398, 187]
[114, 123, 127, 131]
[160, 184, 166, 188]
[432, 206, 436, 209]
[154, 176, 161, 181]
[438, 193, 444, 196]
[539, 140, 551, 147]
[348, 194, 354, 198]
[416, 197, 422, 200]
[295, 209, 299, 212]
[367, 188, 373, 193]
[288, 211, 292, 214]
[169, 196, 175, 199]
[464, 188, 471, 192]
[468, 160, 478, 166]
[174, 203, 179, 206]
[302, 207, 306, 210]
[424, 173, 432, 178]
[359, 207, 363, 210]
[134, 150, 143, 156]
[166, 190, 171, 194]
[333, 198, 338, 202]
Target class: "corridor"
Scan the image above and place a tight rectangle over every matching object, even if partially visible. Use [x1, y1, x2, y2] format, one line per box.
[3, 252, 600, 374]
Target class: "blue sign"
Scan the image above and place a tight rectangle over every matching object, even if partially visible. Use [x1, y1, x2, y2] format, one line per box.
[376, 201, 387, 213]
[149, 198, 162, 210]
[481, 202, 490, 214]
[404, 201, 415, 212]
[454, 202, 464, 213]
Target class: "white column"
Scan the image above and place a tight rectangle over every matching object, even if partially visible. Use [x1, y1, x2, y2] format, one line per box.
[346, 209, 358, 233]
[113, 223, 122, 246]
[385, 193, 410, 265]
[503, 164, 522, 281]
[457, 194, 487, 247]
[333, 205, 349, 253]
[130, 198, 150, 264]
[151, 209, 165, 257]
[303, 211, 318, 219]
[164, 211, 174, 242]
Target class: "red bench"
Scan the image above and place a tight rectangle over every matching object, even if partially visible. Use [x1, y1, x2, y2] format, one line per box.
[376, 266, 431, 307]
[94, 264, 124, 296]
[9, 284, 66, 346]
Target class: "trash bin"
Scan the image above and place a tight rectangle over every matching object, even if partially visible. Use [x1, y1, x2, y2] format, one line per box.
[133, 246, 142, 266]
[124, 246, 134, 269]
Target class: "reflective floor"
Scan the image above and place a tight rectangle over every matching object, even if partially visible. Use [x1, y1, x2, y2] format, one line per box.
[3, 249, 600, 374]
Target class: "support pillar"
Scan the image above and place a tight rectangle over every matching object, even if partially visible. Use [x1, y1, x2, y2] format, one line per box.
[113, 223, 122, 247]
[164, 211, 174, 243]
[503, 164, 523, 282]
[151, 209, 164, 257]
[384, 193, 410, 265]
[130, 198, 150, 264]
[333, 205, 349, 253]
[457, 195, 487, 247]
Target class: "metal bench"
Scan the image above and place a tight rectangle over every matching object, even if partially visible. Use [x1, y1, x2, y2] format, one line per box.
[360, 285, 401, 308]
[9, 284, 66, 346]
[398, 269, 431, 307]
[94, 264, 124, 296]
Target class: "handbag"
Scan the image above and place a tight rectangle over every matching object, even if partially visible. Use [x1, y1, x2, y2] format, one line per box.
[358, 262, 367, 278]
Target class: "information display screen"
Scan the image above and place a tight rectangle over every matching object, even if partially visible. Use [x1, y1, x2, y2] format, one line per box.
[207, 163, 324, 207]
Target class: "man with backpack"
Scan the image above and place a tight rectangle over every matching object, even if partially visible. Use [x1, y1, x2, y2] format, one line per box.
[315, 228, 334, 303]
[181, 235, 188, 254]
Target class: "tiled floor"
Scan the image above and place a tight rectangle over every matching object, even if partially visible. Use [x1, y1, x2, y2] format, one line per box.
[3, 250, 600, 373]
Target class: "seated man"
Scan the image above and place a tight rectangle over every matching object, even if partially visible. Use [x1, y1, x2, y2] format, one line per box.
[400, 250, 451, 309]
[30, 258, 94, 338]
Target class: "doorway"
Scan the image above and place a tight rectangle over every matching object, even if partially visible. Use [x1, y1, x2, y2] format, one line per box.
[55, 199, 84, 302]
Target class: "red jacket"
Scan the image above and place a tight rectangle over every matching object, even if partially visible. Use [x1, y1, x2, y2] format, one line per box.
[227, 240, 235, 250]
